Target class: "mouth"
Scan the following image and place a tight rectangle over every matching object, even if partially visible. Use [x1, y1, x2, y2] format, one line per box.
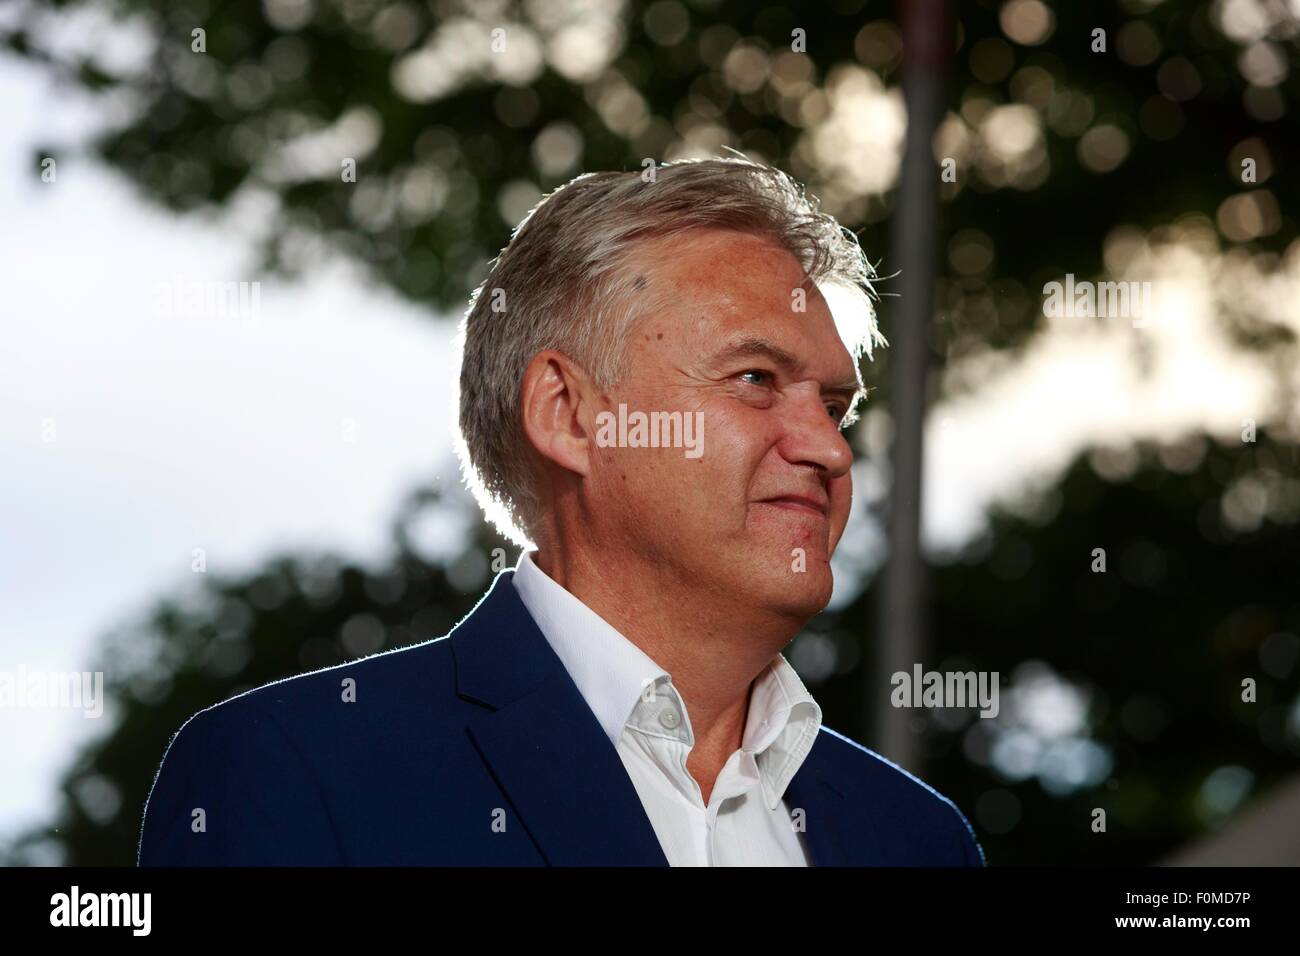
[759, 495, 829, 518]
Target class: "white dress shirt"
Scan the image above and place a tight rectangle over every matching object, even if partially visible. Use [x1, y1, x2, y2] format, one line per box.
[511, 550, 824, 866]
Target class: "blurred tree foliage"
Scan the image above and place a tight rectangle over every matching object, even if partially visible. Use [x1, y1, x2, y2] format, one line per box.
[838, 432, 1300, 865]
[6, 0, 1297, 362]
[3, 0, 1299, 864]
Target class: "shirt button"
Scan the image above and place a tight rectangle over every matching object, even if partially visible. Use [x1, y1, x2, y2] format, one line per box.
[659, 708, 680, 729]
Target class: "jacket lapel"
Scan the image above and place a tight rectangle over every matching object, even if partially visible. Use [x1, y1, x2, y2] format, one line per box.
[452, 569, 669, 866]
[785, 734, 889, 866]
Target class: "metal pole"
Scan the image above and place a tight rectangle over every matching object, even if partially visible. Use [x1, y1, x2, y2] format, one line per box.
[869, 0, 949, 771]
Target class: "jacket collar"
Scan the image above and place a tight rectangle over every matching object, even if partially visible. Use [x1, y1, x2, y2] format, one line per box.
[449, 568, 878, 866]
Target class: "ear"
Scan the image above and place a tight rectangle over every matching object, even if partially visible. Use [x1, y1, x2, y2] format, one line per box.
[520, 349, 600, 480]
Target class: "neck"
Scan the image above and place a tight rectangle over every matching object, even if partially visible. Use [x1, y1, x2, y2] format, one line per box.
[531, 543, 798, 801]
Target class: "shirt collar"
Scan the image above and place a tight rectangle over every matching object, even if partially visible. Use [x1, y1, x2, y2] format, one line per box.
[744, 654, 824, 810]
[511, 550, 669, 745]
[510, 550, 823, 810]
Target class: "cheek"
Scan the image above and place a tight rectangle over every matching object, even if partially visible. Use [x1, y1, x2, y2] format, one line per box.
[829, 475, 852, 529]
[705, 406, 778, 475]
[596, 445, 711, 516]
[591, 403, 772, 518]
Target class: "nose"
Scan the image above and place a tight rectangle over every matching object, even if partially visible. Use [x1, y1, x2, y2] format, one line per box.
[776, 384, 854, 479]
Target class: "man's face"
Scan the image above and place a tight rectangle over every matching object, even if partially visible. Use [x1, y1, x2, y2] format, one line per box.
[583, 228, 861, 621]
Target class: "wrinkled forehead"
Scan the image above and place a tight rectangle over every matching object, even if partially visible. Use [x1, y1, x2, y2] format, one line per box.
[625, 228, 870, 381]
[631, 227, 805, 295]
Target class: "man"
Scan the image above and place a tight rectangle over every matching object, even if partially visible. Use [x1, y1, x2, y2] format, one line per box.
[138, 157, 984, 866]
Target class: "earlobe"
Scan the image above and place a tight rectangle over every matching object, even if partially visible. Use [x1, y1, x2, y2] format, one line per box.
[520, 349, 593, 479]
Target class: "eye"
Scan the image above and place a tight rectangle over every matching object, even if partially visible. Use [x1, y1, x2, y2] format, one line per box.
[827, 403, 847, 423]
[738, 369, 773, 387]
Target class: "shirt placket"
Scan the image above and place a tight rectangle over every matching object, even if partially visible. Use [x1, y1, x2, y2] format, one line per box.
[704, 749, 762, 865]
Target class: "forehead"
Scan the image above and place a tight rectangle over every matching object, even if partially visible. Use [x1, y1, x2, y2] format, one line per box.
[631, 228, 859, 376]
[640, 227, 807, 294]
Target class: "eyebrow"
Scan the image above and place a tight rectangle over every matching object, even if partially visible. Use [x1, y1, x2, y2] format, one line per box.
[709, 336, 864, 403]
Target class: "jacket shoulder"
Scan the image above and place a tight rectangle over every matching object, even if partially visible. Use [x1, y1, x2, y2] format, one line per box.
[813, 725, 986, 866]
[203, 633, 457, 719]
[138, 635, 460, 865]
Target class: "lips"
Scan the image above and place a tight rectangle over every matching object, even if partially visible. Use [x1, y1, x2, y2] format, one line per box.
[759, 495, 829, 517]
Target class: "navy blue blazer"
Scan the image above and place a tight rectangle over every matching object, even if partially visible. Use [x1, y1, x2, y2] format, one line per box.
[138, 568, 985, 866]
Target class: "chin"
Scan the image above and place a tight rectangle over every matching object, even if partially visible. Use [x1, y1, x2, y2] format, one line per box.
[747, 565, 834, 620]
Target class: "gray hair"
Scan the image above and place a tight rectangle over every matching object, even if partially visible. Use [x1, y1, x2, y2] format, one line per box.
[455, 155, 886, 547]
